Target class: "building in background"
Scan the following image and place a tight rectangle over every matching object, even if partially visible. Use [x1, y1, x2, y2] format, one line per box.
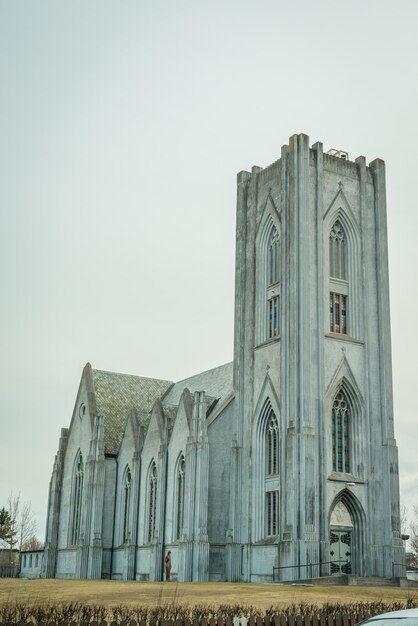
[42, 134, 404, 582]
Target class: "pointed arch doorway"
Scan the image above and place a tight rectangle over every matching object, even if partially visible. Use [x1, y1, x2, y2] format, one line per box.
[329, 501, 353, 575]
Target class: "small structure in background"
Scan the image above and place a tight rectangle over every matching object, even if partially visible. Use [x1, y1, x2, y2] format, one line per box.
[20, 550, 43, 579]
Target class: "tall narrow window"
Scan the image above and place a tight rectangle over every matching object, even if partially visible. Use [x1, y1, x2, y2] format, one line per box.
[254, 399, 281, 541]
[330, 293, 347, 333]
[267, 409, 279, 476]
[268, 227, 280, 285]
[176, 455, 185, 540]
[70, 452, 84, 545]
[266, 226, 280, 339]
[329, 221, 346, 280]
[147, 462, 158, 542]
[329, 220, 348, 335]
[122, 467, 132, 543]
[268, 295, 280, 339]
[266, 491, 278, 536]
[332, 391, 350, 473]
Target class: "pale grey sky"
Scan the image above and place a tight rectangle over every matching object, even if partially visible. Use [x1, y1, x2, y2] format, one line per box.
[1, 0, 417, 539]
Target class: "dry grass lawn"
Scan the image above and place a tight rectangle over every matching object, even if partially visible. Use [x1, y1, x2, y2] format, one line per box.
[0, 579, 417, 609]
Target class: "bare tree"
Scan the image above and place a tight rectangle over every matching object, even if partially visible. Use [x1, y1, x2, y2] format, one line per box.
[400, 503, 409, 536]
[1, 492, 38, 552]
[410, 504, 418, 555]
[22, 535, 43, 551]
[17, 499, 37, 551]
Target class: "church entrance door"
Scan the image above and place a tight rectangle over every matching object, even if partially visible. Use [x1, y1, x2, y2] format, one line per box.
[330, 528, 351, 574]
[329, 500, 353, 576]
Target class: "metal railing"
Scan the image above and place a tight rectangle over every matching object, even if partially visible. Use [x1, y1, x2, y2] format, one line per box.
[273, 560, 351, 582]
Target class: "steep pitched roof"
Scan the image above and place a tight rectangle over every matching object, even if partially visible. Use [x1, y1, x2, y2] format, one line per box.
[162, 362, 233, 407]
[91, 369, 173, 454]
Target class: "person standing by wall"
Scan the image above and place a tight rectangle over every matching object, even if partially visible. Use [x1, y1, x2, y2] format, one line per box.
[165, 551, 171, 581]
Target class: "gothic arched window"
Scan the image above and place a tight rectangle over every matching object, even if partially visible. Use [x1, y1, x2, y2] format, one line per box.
[176, 455, 185, 541]
[268, 227, 280, 286]
[265, 405, 279, 536]
[266, 225, 281, 339]
[329, 220, 348, 334]
[147, 461, 158, 542]
[122, 466, 132, 543]
[267, 409, 279, 476]
[70, 451, 84, 545]
[330, 220, 347, 279]
[253, 399, 280, 541]
[332, 390, 350, 473]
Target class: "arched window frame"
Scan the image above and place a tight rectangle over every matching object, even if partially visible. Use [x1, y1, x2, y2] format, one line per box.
[329, 220, 348, 335]
[253, 397, 280, 541]
[174, 453, 186, 541]
[324, 202, 362, 340]
[267, 410, 279, 477]
[121, 465, 132, 543]
[331, 390, 350, 473]
[69, 450, 84, 546]
[146, 461, 158, 543]
[327, 375, 364, 480]
[256, 215, 282, 345]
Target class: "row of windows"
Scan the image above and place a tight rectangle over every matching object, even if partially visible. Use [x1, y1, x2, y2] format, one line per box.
[70, 390, 351, 543]
[22, 553, 40, 568]
[69, 453, 186, 546]
[262, 219, 349, 340]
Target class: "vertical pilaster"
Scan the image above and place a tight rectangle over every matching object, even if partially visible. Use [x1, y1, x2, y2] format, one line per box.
[369, 159, 394, 442]
[284, 134, 311, 576]
[89, 416, 105, 579]
[42, 428, 68, 578]
[226, 436, 240, 581]
[192, 392, 210, 581]
[312, 141, 326, 575]
[180, 397, 197, 581]
[369, 158, 404, 577]
[128, 448, 141, 580]
[80, 437, 95, 578]
[231, 171, 250, 578]
[152, 432, 168, 581]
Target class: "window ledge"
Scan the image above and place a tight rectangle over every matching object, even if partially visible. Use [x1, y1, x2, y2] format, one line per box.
[325, 333, 364, 345]
[255, 336, 281, 350]
[327, 472, 367, 485]
[254, 536, 279, 545]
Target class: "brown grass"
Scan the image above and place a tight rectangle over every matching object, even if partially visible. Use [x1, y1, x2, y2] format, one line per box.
[0, 578, 416, 609]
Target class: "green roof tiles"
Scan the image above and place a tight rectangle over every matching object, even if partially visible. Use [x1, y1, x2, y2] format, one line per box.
[92, 369, 172, 454]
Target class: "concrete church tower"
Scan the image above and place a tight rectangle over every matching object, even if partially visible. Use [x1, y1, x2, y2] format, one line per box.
[230, 133, 404, 581]
[41, 133, 404, 583]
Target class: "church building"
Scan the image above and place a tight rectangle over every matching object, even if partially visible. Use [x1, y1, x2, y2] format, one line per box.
[42, 134, 405, 582]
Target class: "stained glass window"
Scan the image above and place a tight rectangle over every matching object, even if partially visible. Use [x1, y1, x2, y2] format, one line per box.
[332, 391, 350, 473]
[330, 292, 347, 334]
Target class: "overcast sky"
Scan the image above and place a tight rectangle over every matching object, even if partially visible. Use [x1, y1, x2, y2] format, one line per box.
[1, 0, 417, 541]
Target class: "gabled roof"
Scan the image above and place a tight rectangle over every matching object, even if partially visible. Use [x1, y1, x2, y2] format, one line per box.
[162, 362, 233, 407]
[91, 369, 172, 454]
